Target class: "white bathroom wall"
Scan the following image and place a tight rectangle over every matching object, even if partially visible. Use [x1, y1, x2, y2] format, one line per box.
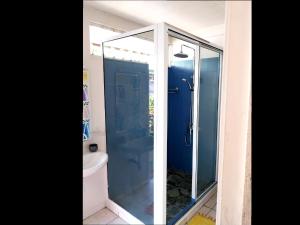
[82, 5, 145, 218]
[216, 1, 251, 225]
[242, 97, 251, 225]
[83, 5, 144, 154]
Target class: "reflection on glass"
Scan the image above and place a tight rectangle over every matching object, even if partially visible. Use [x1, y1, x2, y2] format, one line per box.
[83, 120, 90, 141]
[103, 31, 154, 224]
[197, 47, 220, 197]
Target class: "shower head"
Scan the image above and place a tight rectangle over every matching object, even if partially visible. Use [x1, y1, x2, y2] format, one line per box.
[174, 45, 189, 58]
[174, 51, 188, 58]
[181, 78, 194, 91]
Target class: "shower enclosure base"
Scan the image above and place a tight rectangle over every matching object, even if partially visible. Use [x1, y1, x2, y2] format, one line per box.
[106, 198, 144, 225]
[112, 179, 153, 224]
[174, 183, 217, 225]
[106, 182, 217, 225]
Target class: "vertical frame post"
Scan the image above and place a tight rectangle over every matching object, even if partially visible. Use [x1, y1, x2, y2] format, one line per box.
[153, 23, 168, 225]
[191, 45, 201, 200]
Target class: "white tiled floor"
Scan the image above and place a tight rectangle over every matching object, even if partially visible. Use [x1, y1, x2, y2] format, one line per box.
[196, 192, 217, 221]
[83, 208, 128, 225]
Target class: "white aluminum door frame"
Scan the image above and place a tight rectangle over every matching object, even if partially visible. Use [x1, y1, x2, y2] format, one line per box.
[166, 24, 223, 201]
[195, 44, 223, 200]
[166, 28, 203, 200]
[153, 23, 168, 225]
[192, 45, 201, 199]
[102, 24, 155, 42]
[198, 43, 223, 184]
[101, 24, 167, 225]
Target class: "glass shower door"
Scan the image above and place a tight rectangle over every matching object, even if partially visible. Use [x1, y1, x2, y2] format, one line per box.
[103, 30, 155, 224]
[196, 46, 221, 197]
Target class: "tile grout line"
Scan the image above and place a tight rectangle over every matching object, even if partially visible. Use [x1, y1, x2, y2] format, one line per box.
[106, 215, 119, 225]
[195, 208, 216, 221]
[198, 206, 211, 216]
[186, 193, 217, 223]
[205, 209, 212, 216]
[203, 196, 217, 210]
[204, 203, 217, 211]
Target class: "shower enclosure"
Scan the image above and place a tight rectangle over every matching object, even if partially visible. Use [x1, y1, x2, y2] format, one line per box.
[102, 23, 222, 225]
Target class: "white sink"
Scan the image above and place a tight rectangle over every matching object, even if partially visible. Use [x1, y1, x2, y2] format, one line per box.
[83, 152, 108, 178]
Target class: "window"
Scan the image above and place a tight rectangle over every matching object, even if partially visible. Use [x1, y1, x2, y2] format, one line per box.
[89, 24, 121, 56]
[89, 24, 155, 134]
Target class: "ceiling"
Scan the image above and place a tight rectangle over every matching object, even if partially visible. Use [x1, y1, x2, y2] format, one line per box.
[84, 1, 225, 47]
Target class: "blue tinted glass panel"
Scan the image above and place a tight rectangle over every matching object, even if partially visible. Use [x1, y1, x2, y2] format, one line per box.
[197, 48, 220, 196]
[103, 31, 154, 224]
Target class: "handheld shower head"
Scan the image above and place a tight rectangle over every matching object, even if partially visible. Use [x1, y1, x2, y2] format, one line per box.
[181, 78, 194, 91]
